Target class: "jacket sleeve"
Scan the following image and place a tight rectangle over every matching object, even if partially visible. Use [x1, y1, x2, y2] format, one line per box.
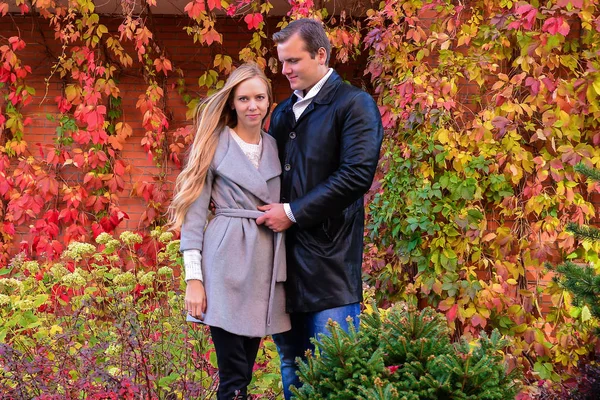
[289, 91, 383, 228]
[179, 167, 215, 252]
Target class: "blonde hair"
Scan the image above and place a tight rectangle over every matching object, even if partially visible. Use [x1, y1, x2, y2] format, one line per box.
[168, 63, 273, 230]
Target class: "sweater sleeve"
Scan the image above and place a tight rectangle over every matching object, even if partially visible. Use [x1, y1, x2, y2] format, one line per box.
[183, 250, 203, 282]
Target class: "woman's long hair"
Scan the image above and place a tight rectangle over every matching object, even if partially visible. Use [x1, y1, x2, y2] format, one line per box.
[168, 63, 273, 230]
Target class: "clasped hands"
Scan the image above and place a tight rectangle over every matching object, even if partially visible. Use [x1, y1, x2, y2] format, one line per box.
[256, 203, 292, 233]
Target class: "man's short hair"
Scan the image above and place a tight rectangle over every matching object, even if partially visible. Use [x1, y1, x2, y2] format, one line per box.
[273, 18, 331, 65]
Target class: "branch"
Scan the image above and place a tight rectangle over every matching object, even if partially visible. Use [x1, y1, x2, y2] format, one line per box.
[575, 162, 600, 183]
[566, 222, 600, 243]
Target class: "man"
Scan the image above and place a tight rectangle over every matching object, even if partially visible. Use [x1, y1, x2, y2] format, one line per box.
[256, 18, 383, 399]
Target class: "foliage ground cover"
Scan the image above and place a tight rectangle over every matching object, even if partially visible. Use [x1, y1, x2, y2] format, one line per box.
[0, 231, 282, 398]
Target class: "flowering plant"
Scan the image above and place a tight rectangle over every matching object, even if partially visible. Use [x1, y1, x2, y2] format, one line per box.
[0, 229, 281, 398]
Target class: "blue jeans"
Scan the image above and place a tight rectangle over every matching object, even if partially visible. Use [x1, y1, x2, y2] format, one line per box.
[273, 303, 360, 400]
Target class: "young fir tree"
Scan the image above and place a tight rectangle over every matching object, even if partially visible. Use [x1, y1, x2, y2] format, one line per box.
[291, 303, 520, 400]
[553, 163, 600, 321]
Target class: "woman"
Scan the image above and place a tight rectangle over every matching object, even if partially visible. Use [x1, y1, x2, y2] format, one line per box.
[169, 63, 290, 399]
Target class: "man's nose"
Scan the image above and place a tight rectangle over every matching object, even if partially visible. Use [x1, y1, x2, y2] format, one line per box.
[282, 62, 291, 75]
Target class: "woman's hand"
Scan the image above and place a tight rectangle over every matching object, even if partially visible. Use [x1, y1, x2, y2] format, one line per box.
[185, 279, 207, 319]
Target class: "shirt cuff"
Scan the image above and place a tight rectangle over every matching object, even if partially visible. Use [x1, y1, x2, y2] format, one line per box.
[283, 203, 296, 223]
[183, 250, 203, 282]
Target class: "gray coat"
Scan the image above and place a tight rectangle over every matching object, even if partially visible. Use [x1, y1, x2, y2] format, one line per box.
[180, 127, 290, 337]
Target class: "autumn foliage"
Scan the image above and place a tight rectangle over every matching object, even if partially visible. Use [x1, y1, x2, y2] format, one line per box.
[0, 0, 600, 397]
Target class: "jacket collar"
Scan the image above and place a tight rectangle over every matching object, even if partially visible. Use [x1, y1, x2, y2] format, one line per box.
[288, 70, 342, 124]
[309, 69, 342, 105]
[285, 70, 342, 112]
[214, 127, 280, 204]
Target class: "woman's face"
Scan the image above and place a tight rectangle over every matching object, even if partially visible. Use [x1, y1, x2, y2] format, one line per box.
[232, 77, 270, 132]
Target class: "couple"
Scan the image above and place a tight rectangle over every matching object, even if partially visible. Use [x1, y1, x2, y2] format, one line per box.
[169, 19, 384, 400]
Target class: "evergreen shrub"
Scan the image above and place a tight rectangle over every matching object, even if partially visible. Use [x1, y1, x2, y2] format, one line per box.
[292, 303, 520, 400]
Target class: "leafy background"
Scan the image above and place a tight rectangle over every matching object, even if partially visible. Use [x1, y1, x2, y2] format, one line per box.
[1, 0, 600, 398]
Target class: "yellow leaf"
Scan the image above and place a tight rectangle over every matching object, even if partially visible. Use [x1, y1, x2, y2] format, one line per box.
[437, 128, 450, 144]
[593, 77, 600, 96]
[50, 325, 63, 335]
[581, 305, 592, 322]
[97, 24, 108, 36]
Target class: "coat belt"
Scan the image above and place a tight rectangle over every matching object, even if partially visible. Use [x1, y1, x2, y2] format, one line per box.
[214, 208, 285, 328]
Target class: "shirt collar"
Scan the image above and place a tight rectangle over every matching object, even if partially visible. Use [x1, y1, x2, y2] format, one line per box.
[293, 68, 334, 102]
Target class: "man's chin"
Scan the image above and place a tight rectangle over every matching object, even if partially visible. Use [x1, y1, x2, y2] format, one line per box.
[289, 81, 305, 91]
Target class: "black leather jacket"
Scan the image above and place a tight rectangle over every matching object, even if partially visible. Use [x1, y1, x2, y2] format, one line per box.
[269, 71, 384, 313]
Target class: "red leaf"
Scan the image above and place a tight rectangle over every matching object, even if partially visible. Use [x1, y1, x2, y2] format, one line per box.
[244, 13, 263, 30]
[516, 4, 537, 30]
[3, 222, 15, 235]
[207, 0, 221, 10]
[542, 17, 570, 36]
[91, 222, 104, 238]
[447, 304, 458, 322]
[114, 160, 126, 176]
[557, 0, 582, 8]
[204, 27, 222, 45]
[471, 313, 487, 328]
[184, 0, 205, 19]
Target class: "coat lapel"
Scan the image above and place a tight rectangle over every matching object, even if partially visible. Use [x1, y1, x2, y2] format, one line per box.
[258, 135, 282, 182]
[294, 71, 342, 126]
[214, 127, 278, 204]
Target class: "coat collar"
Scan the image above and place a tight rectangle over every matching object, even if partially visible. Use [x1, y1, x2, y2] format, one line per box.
[310, 69, 342, 105]
[213, 127, 280, 204]
[288, 70, 342, 124]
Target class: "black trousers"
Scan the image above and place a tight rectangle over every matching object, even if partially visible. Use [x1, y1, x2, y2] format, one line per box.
[210, 326, 261, 400]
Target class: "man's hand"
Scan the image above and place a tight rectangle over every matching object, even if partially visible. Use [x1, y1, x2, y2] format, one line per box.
[256, 203, 293, 232]
[185, 280, 207, 320]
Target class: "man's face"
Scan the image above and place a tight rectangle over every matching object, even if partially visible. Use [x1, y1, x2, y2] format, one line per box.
[277, 33, 327, 94]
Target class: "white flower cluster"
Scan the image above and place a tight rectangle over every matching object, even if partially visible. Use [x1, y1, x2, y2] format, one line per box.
[158, 231, 174, 243]
[0, 278, 23, 294]
[157, 266, 173, 277]
[119, 231, 143, 245]
[62, 269, 87, 287]
[103, 239, 121, 254]
[15, 298, 35, 311]
[49, 263, 70, 280]
[63, 242, 96, 261]
[113, 271, 135, 287]
[0, 294, 10, 305]
[22, 261, 40, 274]
[95, 232, 113, 245]
[138, 271, 155, 286]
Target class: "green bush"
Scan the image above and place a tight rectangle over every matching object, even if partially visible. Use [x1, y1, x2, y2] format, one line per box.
[292, 303, 521, 400]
